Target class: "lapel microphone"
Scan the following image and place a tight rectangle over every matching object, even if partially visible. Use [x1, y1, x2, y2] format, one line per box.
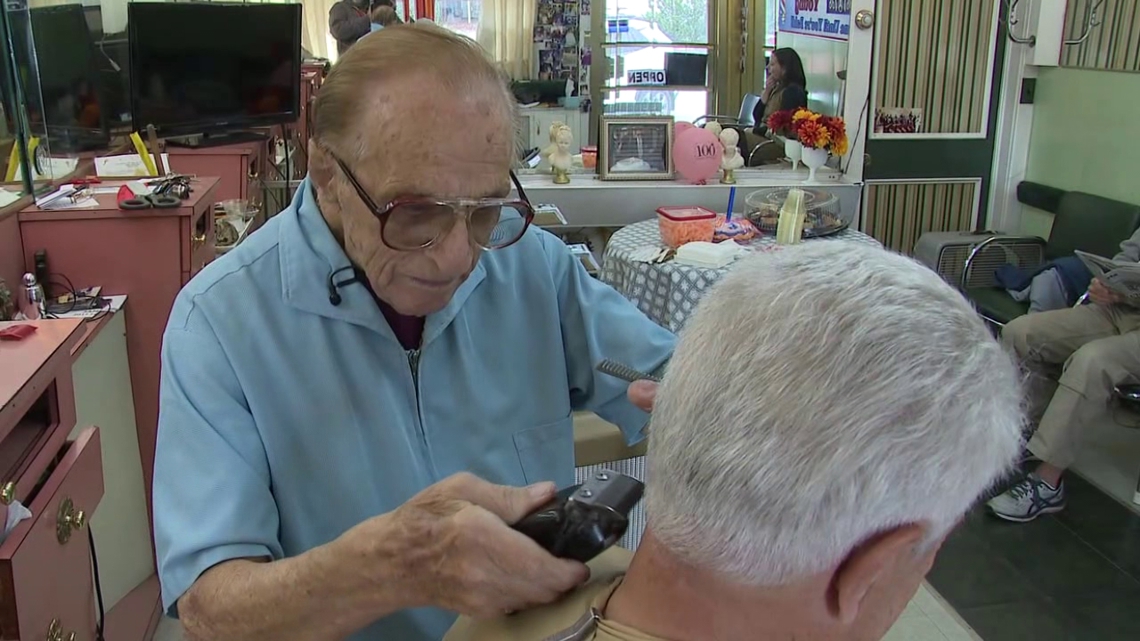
[327, 265, 362, 306]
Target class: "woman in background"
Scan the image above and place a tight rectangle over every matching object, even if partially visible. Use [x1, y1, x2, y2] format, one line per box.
[755, 48, 808, 128]
[745, 47, 809, 165]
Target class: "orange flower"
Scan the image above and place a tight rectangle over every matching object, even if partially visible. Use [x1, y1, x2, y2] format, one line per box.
[792, 108, 817, 123]
[822, 116, 847, 141]
[796, 120, 831, 150]
[831, 134, 849, 156]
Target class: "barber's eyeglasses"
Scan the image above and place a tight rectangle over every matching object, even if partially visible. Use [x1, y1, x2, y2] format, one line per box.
[333, 156, 535, 252]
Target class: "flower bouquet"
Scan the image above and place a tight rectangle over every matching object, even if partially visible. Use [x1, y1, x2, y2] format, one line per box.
[766, 109, 802, 169]
[790, 109, 848, 182]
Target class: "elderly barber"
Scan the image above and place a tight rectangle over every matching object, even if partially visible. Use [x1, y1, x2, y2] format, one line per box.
[153, 24, 673, 641]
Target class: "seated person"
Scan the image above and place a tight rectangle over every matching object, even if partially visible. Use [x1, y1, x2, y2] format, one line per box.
[989, 227, 1140, 522]
[745, 47, 809, 165]
[446, 243, 1023, 641]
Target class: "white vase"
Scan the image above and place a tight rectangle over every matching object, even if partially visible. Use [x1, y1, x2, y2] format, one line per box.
[784, 139, 803, 170]
[801, 147, 829, 183]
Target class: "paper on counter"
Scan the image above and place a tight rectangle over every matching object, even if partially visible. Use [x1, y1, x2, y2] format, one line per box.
[11, 156, 80, 181]
[0, 188, 20, 208]
[34, 184, 100, 210]
[94, 153, 171, 177]
[53, 294, 127, 319]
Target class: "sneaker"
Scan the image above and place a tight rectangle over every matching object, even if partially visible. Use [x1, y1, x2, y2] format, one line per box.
[987, 474, 1066, 522]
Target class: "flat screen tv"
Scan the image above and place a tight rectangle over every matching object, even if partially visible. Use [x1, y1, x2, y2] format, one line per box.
[128, 3, 301, 138]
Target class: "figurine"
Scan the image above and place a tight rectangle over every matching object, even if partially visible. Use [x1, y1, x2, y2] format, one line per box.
[542, 122, 574, 184]
[719, 128, 744, 184]
[703, 121, 723, 137]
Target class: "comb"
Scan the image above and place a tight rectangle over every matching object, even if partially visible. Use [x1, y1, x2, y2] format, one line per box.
[595, 359, 661, 384]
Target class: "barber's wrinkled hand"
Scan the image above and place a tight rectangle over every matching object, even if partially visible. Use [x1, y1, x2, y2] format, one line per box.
[342, 473, 587, 618]
[628, 380, 658, 412]
[1089, 279, 1123, 306]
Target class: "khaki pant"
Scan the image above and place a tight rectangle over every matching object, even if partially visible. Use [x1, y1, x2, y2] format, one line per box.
[1003, 304, 1140, 469]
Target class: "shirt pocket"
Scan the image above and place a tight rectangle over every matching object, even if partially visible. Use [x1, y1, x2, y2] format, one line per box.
[512, 415, 575, 486]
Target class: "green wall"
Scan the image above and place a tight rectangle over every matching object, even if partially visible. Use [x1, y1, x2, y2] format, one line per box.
[1023, 67, 1140, 237]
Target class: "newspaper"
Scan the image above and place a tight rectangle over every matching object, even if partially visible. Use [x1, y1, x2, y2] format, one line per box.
[1075, 250, 1140, 301]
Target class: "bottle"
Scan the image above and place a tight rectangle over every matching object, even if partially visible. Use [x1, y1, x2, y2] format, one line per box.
[21, 273, 45, 320]
[566, 77, 574, 98]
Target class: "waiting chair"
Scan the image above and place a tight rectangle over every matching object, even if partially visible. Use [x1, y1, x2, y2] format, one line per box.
[959, 189, 1140, 326]
[694, 93, 762, 129]
[693, 94, 782, 168]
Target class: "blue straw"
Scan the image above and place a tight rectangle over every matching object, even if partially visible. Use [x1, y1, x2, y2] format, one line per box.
[726, 187, 737, 223]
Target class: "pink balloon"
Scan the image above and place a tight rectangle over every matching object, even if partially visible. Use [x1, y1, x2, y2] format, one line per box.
[675, 121, 695, 135]
[673, 127, 723, 184]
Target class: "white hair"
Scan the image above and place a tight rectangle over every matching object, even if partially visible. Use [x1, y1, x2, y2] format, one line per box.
[646, 242, 1023, 586]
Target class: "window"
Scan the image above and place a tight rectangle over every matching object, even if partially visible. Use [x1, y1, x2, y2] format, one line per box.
[601, 0, 713, 123]
[766, 0, 778, 48]
[434, 0, 480, 39]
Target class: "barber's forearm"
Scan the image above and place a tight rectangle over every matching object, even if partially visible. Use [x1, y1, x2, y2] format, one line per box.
[179, 532, 408, 641]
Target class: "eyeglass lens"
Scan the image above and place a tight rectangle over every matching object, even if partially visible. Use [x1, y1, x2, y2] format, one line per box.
[386, 202, 530, 250]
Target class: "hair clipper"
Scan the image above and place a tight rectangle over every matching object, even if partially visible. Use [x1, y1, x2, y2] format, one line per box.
[513, 470, 644, 563]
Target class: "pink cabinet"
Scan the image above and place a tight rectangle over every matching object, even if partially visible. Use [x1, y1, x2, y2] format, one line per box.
[17, 179, 219, 526]
[0, 429, 103, 641]
[0, 319, 104, 640]
[167, 141, 266, 209]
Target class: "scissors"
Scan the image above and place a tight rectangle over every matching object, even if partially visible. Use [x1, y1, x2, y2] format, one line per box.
[118, 193, 181, 210]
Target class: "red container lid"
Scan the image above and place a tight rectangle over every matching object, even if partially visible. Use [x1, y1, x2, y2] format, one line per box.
[655, 206, 717, 222]
[581, 145, 598, 153]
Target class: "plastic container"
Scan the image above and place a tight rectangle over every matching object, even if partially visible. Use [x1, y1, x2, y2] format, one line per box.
[655, 206, 717, 249]
[581, 145, 598, 169]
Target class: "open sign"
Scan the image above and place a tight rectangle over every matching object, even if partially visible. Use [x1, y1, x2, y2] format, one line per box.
[627, 70, 666, 86]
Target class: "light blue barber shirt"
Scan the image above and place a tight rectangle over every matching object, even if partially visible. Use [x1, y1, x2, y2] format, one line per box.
[153, 178, 675, 640]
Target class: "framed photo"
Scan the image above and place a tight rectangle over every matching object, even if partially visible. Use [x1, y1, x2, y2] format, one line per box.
[873, 107, 923, 134]
[598, 116, 675, 181]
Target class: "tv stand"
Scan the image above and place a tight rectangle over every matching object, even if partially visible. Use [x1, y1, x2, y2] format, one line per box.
[165, 131, 268, 149]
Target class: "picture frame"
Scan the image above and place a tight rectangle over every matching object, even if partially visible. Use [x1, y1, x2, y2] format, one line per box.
[598, 116, 675, 181]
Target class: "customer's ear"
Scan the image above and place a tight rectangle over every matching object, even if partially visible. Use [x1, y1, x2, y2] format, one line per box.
[308, 140, 338, 194]
[827, 523, 926, 625]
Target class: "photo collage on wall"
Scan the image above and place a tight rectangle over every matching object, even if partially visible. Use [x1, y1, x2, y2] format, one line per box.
[534, 0, 591, 98]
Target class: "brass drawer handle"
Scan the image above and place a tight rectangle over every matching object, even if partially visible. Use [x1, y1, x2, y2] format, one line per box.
[56, 497, 86, 544]
[0, 481, 15, 505]
[46, 619, 76, 641]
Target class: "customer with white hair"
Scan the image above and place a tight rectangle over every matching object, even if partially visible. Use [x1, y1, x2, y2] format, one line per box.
[447, 243, 1024, 641]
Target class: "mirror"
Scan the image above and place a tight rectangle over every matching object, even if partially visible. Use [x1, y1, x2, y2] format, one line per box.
[765, 0, 850, 119]
[0, 3, 35, 197]
[737, 0, 849, 166]
[599, 0, 714, 124]
[1060, 0, 1140, 72]
[761, 3, 852, 118]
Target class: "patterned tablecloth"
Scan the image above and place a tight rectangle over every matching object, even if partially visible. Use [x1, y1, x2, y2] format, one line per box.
[601, 219, 882, 332]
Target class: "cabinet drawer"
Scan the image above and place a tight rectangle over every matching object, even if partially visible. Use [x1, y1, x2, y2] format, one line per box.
[1, 369, 76, 526]
[0, 428, 103, 641]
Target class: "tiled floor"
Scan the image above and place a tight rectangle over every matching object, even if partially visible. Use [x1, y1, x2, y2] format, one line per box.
[154, 583, 979, 640]
[885, 585, 983, 641]
[928, 472, 1140, 641]
[1069, 417, 1140, 514]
